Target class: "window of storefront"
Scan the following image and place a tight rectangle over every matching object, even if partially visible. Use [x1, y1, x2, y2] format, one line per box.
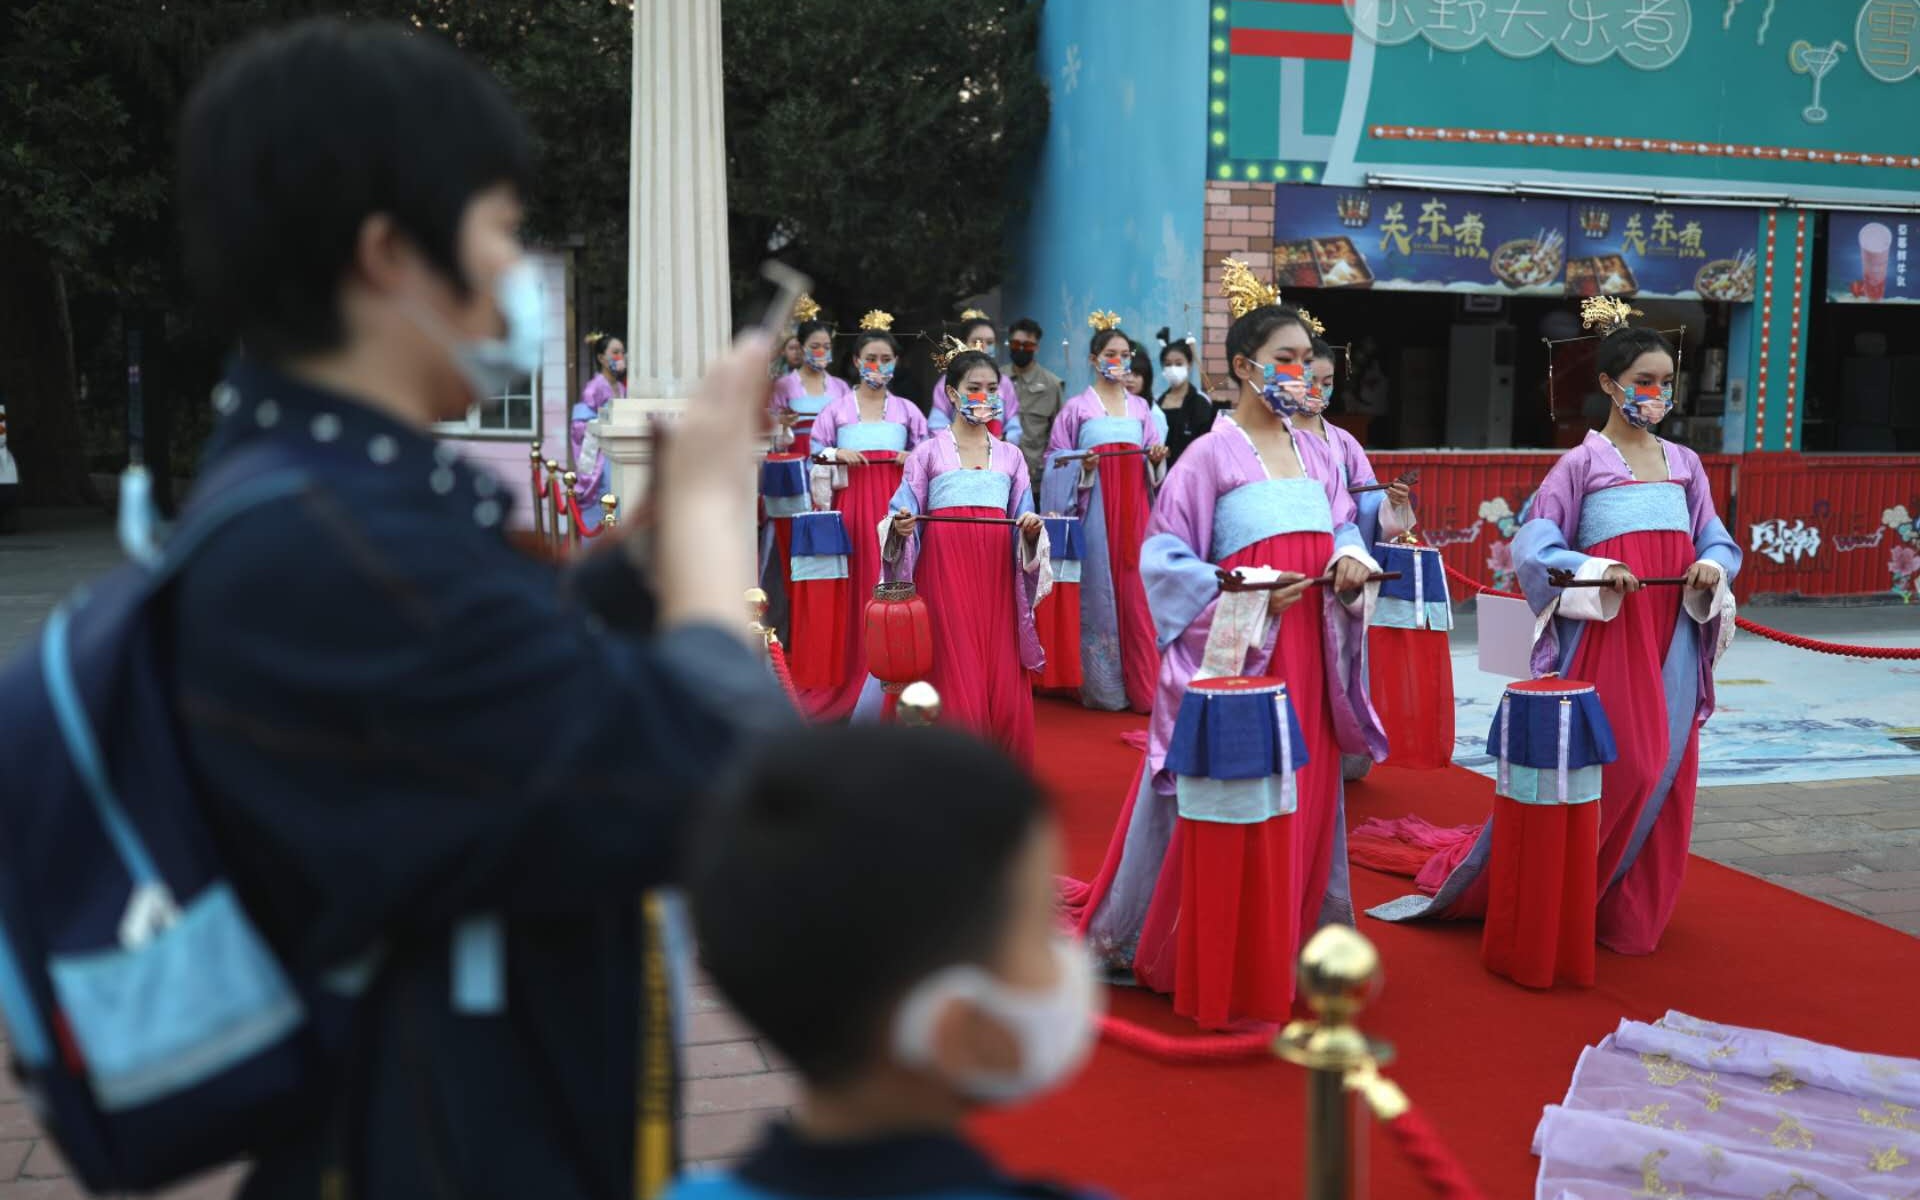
[1805, 216, 1920, 454]
[436, 370, 540, 438]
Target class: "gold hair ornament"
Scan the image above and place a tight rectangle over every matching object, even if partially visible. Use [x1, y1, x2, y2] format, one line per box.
[930, 334, 973, 373]
[1087, 309, 1123, 333]
[793, 294, 822, 324]
[859, 309, 895, 332]
[1220, 257, 1284, 320]
[585, 330, 608, 345]
[960, 308, 990, 321]
[1296, 307, 1327, 338]
[1580, 296, 1641, 334]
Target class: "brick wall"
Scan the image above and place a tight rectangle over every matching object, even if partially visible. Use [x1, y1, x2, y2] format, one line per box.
[1201, 180, 1276, 386]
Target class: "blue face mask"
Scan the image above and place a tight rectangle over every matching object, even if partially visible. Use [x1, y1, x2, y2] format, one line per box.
[1618, 382, 1674, 430]
[441, 258, 544, 400]
[859, 360, 896, 390]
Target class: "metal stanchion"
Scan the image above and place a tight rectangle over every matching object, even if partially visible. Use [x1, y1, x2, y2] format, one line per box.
[544, 460, 564, 552]
[602, 494, 619, 530]
[528, 443, 548, 544]
[562, 471, 580, 550]
[1275, 925, 1391, 1200]
[896, 681, 941, 728]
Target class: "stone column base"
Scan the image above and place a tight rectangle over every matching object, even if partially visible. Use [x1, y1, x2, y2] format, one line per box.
[597, 395, 688, 511]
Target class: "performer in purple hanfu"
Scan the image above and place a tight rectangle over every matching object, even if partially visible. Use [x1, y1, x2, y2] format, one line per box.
[1062, 277, 1386, 1029]
[769, 300, 850, 458]
[571, 332, 626, 523]
[925, 310, 1021, 441]
[854, 347, 1050, 767]
[1040, 312, 1170, 716]
[1354, 300, 1741, 958]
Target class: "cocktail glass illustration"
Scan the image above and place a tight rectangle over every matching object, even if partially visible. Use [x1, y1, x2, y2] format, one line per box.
[1789, 40, 1848, 124]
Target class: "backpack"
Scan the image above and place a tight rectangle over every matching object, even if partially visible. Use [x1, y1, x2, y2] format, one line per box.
[0, 445, 360, 1191]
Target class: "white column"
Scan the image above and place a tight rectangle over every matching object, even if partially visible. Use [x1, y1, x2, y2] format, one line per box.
[598, 0, 734, 509]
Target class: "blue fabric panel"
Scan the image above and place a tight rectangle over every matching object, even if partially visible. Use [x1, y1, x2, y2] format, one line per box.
[1372, 597, 1455, 632]
[929, 470, 1012, 513]
[1166, 685, 1311, 781]
[1043, 516, 1084, 561]
[1577, 482, 1690, 549]
[1176, 774, 1297, 824]
[1054, 560, 1083, 584]
[759, 458, 807, 498]
[789, 555, 848, 582]
[762, 494, 810, 520]
[838, 422, 908, 453]
[790, 512, 851, 557]
[1077, 416, 1145, 450]
[47, 884, 304, 1112]
[1496, 764, 1604, 806]
[787, 392, 830, 417]
[1482, 687, 1618, 770]
[1212, 479, 1332, 563]
[1374, 544, 1449, 604]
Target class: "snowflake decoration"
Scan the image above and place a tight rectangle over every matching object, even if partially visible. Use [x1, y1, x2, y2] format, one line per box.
[1062, 43, 1082, 93]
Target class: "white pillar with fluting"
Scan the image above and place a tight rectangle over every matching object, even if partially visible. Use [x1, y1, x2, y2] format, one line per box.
[597, 0, 734, 509]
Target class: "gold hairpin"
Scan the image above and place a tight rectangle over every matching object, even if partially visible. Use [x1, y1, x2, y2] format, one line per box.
[1580, 295, 1641, 334]
[859, 309, 895, 332]
[793, 294, 822, 324]
[930, 334, 972, 372]
[1087, 309, 1122, 332]
[1296, 307, 1327, 338]
[585, 329, 607, 345]
[960, 308, 990, 321]
[1220, 258, 1284, 320]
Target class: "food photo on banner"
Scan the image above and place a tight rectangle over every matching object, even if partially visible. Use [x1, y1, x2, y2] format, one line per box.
[1827, 211, 1918, 304]
[1564, 202, 1758, 303]
[1271, 184, 1569, 296]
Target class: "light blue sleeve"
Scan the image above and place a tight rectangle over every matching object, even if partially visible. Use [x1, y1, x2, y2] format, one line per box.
[1141, 531, 1222, 650]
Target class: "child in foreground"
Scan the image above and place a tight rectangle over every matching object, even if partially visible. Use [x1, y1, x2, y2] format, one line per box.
[673, 726, 1110, 1200]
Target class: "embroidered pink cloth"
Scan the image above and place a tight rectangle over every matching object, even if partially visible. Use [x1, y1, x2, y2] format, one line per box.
[1534, 1011, 1920, 1198]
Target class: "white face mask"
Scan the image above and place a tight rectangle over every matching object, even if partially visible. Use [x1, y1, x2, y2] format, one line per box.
[404, 257, 545, 401]
[1162, 364, 1191, 388]
[891, 938, 1102, 1105]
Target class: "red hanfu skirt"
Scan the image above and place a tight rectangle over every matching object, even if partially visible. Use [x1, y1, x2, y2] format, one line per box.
[1481, 796, 1600, 989]
[916, 505, 1036, 768]
[1032, 582, 1083, 692]
[796, 459, 903, 720]
[1368, 626, 1456, 769]
[1092, 444, 1158, 715]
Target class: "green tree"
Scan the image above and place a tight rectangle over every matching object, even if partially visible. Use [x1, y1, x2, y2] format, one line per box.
[721, 0, 1047, 359]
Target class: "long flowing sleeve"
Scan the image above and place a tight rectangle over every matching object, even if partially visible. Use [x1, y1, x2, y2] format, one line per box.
[1006, 444, 1051, 667]
[769, 375, 797, 451]
[809, 395, 844, 452]
[1339, 434, 1414, 542]
[1677, 445, 1741, 673]
[881, 442, 934, 581]
[1142, 447, 1227, 650]
[1001, 376, 1023, 445]
[1514, 447, 1622, 624]
[899, 397, 931, 448]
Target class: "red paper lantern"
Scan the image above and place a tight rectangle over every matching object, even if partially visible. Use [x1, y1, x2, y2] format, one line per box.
[865, 581, 933, 685]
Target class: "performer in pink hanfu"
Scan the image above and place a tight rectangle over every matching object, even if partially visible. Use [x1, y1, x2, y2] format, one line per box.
[1040, 314, 1169, 715]
[800, 312, 929, 720]
[1064, 281, 1386, 1029]
[571, 332, 626, 524]
[925, 310, 1021, 441]
[862, 348, 1050, 766]
[770, 305, 851, 459]
[1355, 302, 1741, 957]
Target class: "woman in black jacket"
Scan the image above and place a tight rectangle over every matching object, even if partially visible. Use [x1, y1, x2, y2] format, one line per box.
[1156, 336, 1218, 464]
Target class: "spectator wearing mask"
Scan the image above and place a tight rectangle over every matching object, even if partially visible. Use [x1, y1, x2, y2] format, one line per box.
[675, 726, 1108, 1200]
[1007, 318, 1063, 488]
[1155, 336, 1215, 465]
[174, 20, 787, 1197]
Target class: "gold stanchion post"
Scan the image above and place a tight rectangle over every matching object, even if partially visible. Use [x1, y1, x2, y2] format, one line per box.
[529, 443, 548, 544]
[896, 682, 941, 728]
[602, 493, 619, 530]
[562, 471, 580, 550]
[1274, 925, 1392, 1200]
[544, 460, 564, 551]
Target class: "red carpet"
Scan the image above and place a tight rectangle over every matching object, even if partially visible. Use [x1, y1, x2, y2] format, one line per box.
[973, 699, 1920, 1199]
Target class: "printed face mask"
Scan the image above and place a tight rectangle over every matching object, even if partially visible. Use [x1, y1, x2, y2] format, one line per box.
[859, 360, 896, 390]
[805, 347, 831, 372]
[1253, 361, 1309, 417]
[608, 354, 626, 378]
[891, 939, 1103, 1105]
[1617, 382, 1674, 430]
[955, 385, 1003, 426]
[1096, 355, 1130, 383]
[1307, 377, 1333, 413]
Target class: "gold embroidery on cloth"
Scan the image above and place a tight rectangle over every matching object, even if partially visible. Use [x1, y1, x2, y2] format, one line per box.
[1869, 1145, 1911, 1173]
[1634, 1149, 1685, 1198]
[1863, 1103, 1920, 1131]
[1643, 1054, 1695, 1087]
[1704, 1087, 1726, 1114]
[1709, 1045, 1737, 1061]
[1629, 1102, 1687, 1131]
[1754, 1113, 1815, 1151]
[1761, 1179, 1829, 1200]
[1765, 1068, 1804, 1095]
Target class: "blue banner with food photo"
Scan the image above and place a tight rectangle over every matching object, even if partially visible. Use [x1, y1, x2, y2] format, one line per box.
[1271, 184, 1569, 296]
[1564, 202, 1757, 302]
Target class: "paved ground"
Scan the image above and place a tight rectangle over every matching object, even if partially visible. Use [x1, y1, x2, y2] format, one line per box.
[0, 509, 1913, 1194]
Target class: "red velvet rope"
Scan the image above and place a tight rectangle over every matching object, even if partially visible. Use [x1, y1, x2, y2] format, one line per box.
[1441, 562, 1920, 661]
[766, 638, 802, 710]
[564, 491, 605, 539]
[1381, 1105, 1488, 1200]
[1097, 1015, 1276, 1062]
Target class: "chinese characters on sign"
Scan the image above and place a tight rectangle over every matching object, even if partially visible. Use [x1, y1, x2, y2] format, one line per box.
[1750, 519, 1823, 566]
[1273, 185, 1564, 294]
[1857, 0, 1920, 82]
[1827, 212, 1920, 304]
[1568, 202, 1757, 301]
[1344, 0, 1691, 69]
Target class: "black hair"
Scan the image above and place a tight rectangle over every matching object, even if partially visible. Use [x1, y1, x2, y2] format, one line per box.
[943, 349, 1001, 391]
[587, 332, 620, 367]
[796, 319, 834, 348]
[1224, 305, 1312, 378]
[1310, 336, 1334, 362]
[1129, 342, 1154, 397]
[957, 316, 997, 344]
[850, 330, 900, 360]
[1160, 338, 1196, 367]
[1088, 327, 1131, 358]
[1009, 317, 1043, 341]
[1596, 326, 1675, 382]
[688, 727, 1043, 1087]
[179, 19, 533, 362]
